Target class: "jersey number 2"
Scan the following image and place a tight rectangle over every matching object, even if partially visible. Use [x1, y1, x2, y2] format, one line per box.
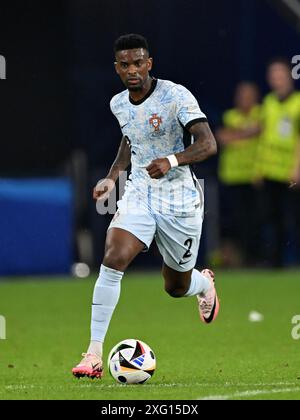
[183, 239, 193, 259]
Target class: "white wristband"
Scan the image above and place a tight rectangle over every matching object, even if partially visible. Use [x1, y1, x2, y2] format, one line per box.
[166, 154, 179, 168]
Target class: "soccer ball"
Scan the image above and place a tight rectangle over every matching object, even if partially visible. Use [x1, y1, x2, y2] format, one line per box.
[108, 339, 156, 384]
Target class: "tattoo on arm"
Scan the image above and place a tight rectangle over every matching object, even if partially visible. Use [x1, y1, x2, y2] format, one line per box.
[175, 122, 217, 166]
[107, 136, 131, 182]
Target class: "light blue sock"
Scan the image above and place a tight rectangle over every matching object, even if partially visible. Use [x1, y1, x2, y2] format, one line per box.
[184, 269, 210, 297]
[91, 264, 124, 343]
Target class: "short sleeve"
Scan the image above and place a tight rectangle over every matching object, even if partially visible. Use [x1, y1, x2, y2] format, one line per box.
[175, 85, 207, 130]
[110, 96, 117, 116]
[110, 94, 129, 131]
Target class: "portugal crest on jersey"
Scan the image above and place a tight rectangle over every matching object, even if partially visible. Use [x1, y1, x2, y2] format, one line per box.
[149, 114, 162, 132]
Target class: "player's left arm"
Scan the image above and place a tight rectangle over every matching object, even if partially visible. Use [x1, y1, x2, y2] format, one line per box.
[175, 121, 217, 166]
[146, 122, 217, 179]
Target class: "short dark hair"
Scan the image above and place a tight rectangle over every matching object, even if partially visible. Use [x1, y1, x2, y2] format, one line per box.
[267, 57, 291, 70]
[114, 34, 149, 55]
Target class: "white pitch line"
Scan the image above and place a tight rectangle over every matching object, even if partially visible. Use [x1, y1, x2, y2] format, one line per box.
[3, 382, 299, 391]
[200, 387, 300, 400]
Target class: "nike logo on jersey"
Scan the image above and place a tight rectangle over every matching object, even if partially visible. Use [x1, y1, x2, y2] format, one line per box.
[121, 123, 129, 129]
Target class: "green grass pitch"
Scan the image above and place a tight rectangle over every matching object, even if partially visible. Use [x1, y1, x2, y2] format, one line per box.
[0, 270, 300, 400]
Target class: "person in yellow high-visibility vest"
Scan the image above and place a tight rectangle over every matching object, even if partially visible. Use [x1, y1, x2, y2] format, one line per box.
[220, 59, 300, 267]
[256, 58, 300, 267]
[216, 82, 261, 266]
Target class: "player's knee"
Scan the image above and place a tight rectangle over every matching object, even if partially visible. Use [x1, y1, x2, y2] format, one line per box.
[103, 248, 130, 272]
[164, 284, 186, 299]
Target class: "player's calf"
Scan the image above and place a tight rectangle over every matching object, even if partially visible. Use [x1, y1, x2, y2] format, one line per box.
[163, 265, 192, 298]
[164, 285, 189, 298]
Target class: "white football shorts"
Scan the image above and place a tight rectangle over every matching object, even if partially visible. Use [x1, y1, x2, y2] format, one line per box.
[107, 186, 204, 273]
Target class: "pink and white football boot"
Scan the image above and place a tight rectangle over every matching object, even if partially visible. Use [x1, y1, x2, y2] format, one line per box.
[197, 269, 220, 324]
[72, 353, 103, 379]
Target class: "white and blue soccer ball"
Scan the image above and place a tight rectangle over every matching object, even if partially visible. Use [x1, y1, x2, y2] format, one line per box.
[108, 339, 156, 384]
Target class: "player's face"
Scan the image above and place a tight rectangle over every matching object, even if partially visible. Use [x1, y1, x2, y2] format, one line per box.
[115, 48, 153, 91]
[267, 63, 293, 93]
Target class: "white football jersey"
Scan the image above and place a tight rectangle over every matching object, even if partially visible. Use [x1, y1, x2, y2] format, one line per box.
[110, 78, 207, 216]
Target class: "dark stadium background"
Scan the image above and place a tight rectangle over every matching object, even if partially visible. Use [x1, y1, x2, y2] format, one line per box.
[0, 0, 300, 275]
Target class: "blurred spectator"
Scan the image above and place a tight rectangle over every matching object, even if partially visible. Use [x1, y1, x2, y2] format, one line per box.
[216, 82, 261, 266]
[255, 58, 300, 267]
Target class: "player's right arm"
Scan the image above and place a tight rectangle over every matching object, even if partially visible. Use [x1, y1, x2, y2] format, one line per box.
[93, 136, 131, 201]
